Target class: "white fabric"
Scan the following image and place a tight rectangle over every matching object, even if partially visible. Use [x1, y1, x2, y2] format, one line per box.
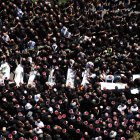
[46, 68, 55, 87]
[109, 131, 117, 138]
[86, 61, 94, 68]
[28, 70, 37, 86]
[130, 105, 139, 112]
[25, 103, 32, 110]
[70, 59, 75, 67]
[131, 88, 139, 94]
[133, 74, 140, 81]
[81, 63, 96, 87]
[61, 26, 71, 38]
[71, 102, 76, 106]
[35, 121, 44, 128]
[28, 57, 32, 64]
[100, 82, 127, 90]
[0, 73, 4, 84]
[90, 74, 96, 78]
[14, 64, 24, 86]
[61, 26, 68, 36]
[34, 94, 41, 102]
[17, 8, 23, 18]
[48, 107, 53, 114]
[66, 68, 76, 88]
[34, 128, 43, 134]
[83, 36, 91, 42]
[28, 40, 36, 49]
[81, 69, 90, 86]
[52, 43, 58, 51]
[0, 62, 10, 80]
[2, 34, 10, 43]
[117, 104, 127, 112]
[105, 75, 114, 83]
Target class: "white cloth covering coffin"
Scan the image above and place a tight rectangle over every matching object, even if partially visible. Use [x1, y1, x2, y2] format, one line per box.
[28, 70, 37, 86]
[46, 68, 55, 87]
[14, 64, 24, 86]
[81, 69, 90, 86]
[81, 61, 95, 86]
[0, 62, 10, 80]
[66, 68, 76, 88]
[100, 82, 127, 90]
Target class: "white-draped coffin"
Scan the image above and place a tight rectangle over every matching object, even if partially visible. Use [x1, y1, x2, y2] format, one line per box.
[133, 74, 140, 81]
[46, 68, 55, 87]
[100, 82, 127, 90]
[0, 62, 10, 80]
[28, 70, 37, 86]
[14, 64, 24, 86]
[81, 69, 90, 86]
[66, 68, 76, 88]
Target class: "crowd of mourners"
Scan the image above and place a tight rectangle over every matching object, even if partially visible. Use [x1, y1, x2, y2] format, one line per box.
[0, 0, 140, 139]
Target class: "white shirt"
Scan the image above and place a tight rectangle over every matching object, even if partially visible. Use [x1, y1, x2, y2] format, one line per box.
[117, 104, 127, 112]
[109, 131, 117, 138]
[34, 128, 43, 134]
[130, 105, 138, 112]
[35, 121, 44, 128]
[25, 103, 32, 110]
[14, 64, 24, 86]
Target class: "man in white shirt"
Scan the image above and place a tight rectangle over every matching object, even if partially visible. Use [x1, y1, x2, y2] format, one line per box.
[130, 104, 139, 112]
[35, 119, 45, 128]
[117, 104, 127, 112]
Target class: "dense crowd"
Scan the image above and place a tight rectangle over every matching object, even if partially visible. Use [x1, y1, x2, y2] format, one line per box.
[0, 0, 140, 139]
